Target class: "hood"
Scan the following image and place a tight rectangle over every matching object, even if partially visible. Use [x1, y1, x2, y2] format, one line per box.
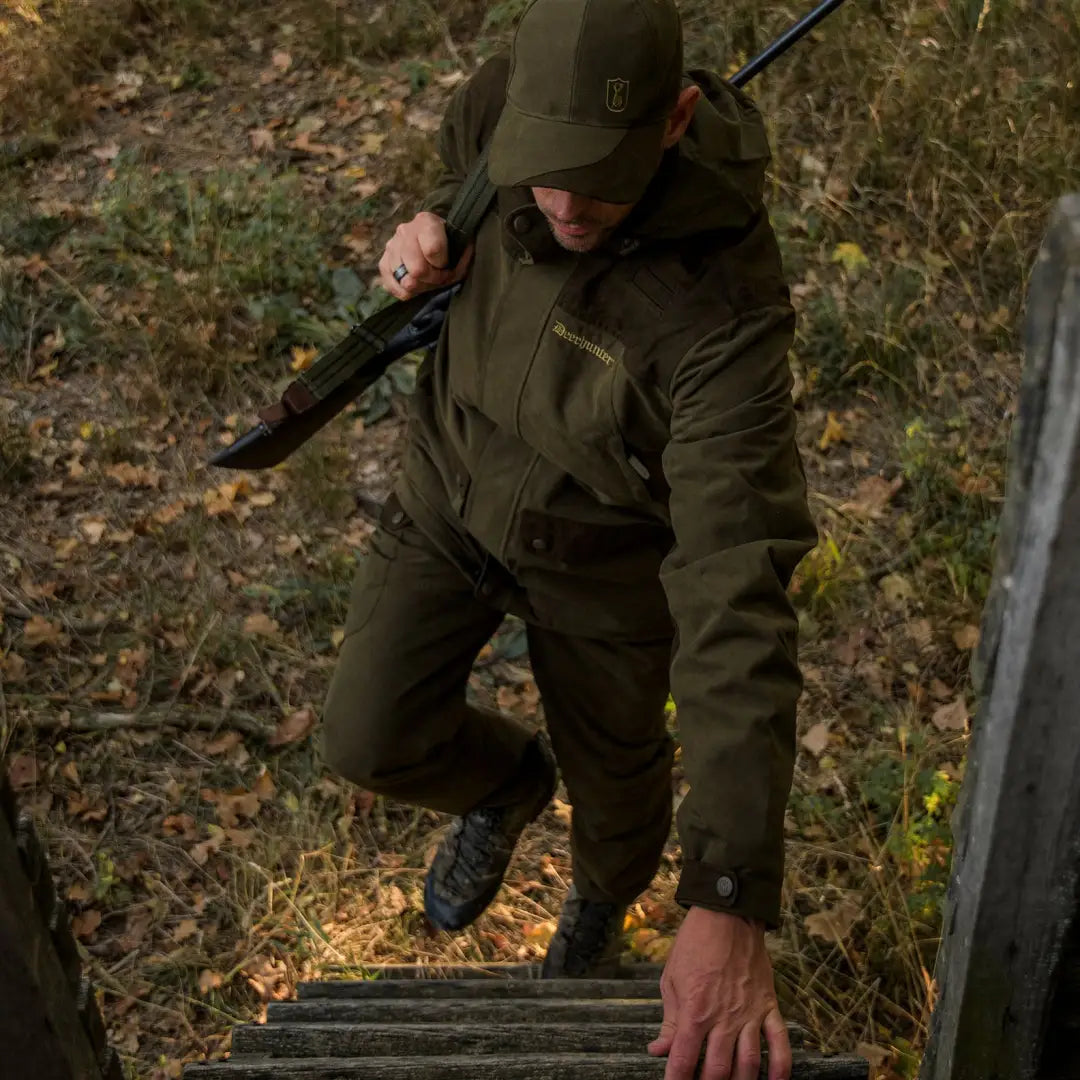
[626, 68, 771, 241]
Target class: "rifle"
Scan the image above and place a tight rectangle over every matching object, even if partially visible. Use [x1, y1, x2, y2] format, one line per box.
[212, 0, 849, 471]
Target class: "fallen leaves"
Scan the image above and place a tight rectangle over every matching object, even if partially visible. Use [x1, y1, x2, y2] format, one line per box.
[818, 411, 849, 451]
[248, 127, 276, 153]
[628, 927, 675, 962]
[801, 722, 830, 756]
[243, 612, 280, 638]
[72, 908, 103, 940]
[105, 462, 162, 488]
[831, 241, 870, 275]
[7, 753, 40, 788]
[22, 614, 67, 649]
[842, 475, 904, 518]
[931, 698, 969, 733]
[879, 573, 915, 611]
[201, 787, 260, 829]
[268, 707, 316, 748]
[173, 918, 199, 943]
[805, 895, 863, 944]
[243, 955, 290, 1002]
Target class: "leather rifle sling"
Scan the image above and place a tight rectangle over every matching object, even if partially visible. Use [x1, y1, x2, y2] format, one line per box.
[254, 146, 495, 435]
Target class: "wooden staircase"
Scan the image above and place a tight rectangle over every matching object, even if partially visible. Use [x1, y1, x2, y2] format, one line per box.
[183, 964, 869, 1079]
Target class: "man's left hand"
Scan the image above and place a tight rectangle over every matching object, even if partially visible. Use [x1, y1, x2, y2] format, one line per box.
[648, 905, 791, 1080]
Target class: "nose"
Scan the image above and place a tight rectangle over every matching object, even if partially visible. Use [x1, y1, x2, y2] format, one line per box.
[544, 188, 589, 222]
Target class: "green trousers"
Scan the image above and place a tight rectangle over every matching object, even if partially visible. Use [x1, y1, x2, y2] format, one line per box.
[322, 496, 675, 904]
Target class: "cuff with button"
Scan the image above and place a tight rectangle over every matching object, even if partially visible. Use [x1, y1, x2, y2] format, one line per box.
[675, 859, 782, 929]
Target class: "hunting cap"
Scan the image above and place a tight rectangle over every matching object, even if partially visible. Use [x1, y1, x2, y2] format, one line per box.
[487, 0, 684, 204]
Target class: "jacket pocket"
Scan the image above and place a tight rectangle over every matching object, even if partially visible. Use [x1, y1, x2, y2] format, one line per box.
[515, 507, 673, 577]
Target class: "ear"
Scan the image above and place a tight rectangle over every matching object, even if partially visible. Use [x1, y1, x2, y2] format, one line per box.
[661, 85, 702, 149]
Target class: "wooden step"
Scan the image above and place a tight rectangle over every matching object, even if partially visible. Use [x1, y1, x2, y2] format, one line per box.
[263, 998, 808, 1046]
[297, 977, 663, 1000]
[267, 996, 666, 1025]
[232, 1020, 662, 1057]
[185, 970, 867, 1079]
[184, 1050, 869, 1078]
[316, 962, 663, 980]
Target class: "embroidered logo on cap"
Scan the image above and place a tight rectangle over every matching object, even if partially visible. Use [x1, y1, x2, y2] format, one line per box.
[606, 78, 630, 113]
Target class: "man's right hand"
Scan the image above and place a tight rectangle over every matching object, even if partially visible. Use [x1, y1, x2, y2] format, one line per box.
[378, 211, 474, 300]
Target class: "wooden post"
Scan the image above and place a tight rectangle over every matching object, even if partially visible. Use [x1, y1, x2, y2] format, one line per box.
[921, 195, 1080, 1079]
[0, 775, 121, 1080]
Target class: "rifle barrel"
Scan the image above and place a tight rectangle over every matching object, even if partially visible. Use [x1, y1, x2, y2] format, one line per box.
[730, 0, 849, 88]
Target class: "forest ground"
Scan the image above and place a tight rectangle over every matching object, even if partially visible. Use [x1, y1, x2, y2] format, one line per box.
[1, 0, 1076, 1076]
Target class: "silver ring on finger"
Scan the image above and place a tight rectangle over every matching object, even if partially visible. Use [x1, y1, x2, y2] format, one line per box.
[393, 263, 408, 283]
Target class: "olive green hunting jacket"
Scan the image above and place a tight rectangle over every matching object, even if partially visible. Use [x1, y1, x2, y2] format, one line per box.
[396, 57, 817, 927]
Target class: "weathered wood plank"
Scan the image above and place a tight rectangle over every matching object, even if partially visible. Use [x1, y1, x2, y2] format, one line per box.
[264, 999, 808, 1047]
[921, 195, 1080, 1080]
[267, 997, 666, 1025]
[232, 1021, 663, 1057]
[319, 962, 663, 980]
[183, 1051, 869, 1079]
[297, 977, 662, 1000]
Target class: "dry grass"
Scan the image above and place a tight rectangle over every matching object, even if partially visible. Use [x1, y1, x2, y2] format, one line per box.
[1, 0, 1077, 1076]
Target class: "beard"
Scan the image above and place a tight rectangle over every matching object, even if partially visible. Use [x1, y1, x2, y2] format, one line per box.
[543, 217, 614, 253]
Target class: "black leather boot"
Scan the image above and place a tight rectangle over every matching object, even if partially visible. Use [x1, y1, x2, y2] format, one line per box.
[424, 731, 557, 931]
[541, 882, 626, 977]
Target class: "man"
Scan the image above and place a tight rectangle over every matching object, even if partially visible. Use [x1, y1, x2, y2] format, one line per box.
[322, 0, 816, 1077]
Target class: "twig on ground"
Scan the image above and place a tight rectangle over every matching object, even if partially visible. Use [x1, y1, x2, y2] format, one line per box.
[26, 707, 275, 739]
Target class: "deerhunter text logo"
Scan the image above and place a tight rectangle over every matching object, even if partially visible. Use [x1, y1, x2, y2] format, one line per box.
[552, 320, 618, 366]
[606, 78, 629, 113]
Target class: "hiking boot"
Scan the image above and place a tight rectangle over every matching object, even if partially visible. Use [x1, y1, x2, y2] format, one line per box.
[424, 731, 557, 932]
[541, 882, 627, 978]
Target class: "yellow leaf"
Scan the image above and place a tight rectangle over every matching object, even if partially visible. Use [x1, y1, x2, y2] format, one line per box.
[80, 422, 95, 439]
[358, 132, 387, 155]
[643, 934, 674, 963]
[630, 928, 659, 956]
[818, 411, 848, 451]
[550, 798, 572, 827]
[831, 242, 870, 275]
[523, 920, 557, 946]
[253, 768, 276, 802]
[290, 345, 318, 372]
